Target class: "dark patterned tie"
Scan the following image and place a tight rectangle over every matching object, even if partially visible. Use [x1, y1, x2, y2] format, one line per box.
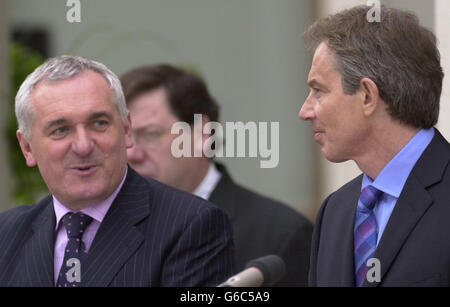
[56, 212, 93, 287]
[354, 185, 382, 287]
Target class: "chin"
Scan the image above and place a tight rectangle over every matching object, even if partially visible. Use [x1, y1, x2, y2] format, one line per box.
[326, 157, 349, 163]
[74, 190, 106, 203]
[321, 148, 349, 163]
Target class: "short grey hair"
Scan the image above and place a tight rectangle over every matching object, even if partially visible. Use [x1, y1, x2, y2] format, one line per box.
[15, 55, 128, 140]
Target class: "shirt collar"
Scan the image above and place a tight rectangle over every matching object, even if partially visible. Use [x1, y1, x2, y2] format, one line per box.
[193, 162, 222, 200]
[53, 166, 128, 229]
[362, 128, 435, 197]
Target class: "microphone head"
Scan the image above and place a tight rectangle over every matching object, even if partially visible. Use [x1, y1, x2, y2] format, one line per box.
[245, 255, 286, 286]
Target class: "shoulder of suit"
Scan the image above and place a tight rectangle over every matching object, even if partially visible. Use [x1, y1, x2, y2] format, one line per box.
[0, 196, 52, 229]
[316, 174, 363, 218]
[223, 179, 311, 225]
[141, 174, 226, 215]
[0, 204, 33, 221]
[330, 174, 363, 196]
[323, 174, 363, 204]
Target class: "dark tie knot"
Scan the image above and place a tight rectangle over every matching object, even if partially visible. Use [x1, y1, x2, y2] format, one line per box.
[359, 185, 383, 211]
[62, 212, 93, 239]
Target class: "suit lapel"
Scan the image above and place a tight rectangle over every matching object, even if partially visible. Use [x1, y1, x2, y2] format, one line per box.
[365, 130, 449, 287]
[327, 177, 361, 286]
[18, 197, 55, 287]
[81, 168, 150, 286]
[340, 193, 359, 286]
[365, 176, 432, 287]
[209, 163, 238, 222]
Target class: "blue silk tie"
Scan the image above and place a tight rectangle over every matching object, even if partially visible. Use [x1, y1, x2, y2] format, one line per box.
[354, 185, 382, 287]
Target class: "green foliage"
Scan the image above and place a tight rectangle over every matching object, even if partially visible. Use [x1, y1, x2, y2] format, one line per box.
[6, 43, 48, 204]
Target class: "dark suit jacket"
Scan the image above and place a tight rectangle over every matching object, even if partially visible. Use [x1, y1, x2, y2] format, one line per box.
[309, 129, 450, 287]
[0, 167, 235, 287]
[209, 163, 313, 286]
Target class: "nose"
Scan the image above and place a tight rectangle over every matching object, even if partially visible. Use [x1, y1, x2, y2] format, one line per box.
[127, 142, 146, 164]
[299, 94, 315, 121]
[71, 126, 94, 157]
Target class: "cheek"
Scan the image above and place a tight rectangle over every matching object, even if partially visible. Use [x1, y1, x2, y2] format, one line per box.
[165, 134, 182, 158]
[34, 142, 68, 165]
[32, 147, 67, 190]
[315, 100, 332, 123]
[333, 112, 367, 150]
[100, 129, 127, 152]
[321, 98, 354, 132]
[145, 142, 172, 167]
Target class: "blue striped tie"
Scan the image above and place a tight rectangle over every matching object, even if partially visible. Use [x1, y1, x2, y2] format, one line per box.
[354, 185, 382, 287]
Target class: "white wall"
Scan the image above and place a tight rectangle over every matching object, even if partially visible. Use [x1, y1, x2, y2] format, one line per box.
[6, 0, 316, 218]
[435, 0, 450, 139]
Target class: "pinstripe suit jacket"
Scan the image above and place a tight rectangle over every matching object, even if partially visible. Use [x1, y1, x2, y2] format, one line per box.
[0, 167, 235, 287]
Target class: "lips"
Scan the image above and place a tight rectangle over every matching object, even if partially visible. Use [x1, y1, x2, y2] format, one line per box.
[72, 164, 95, 170]
[69, 164, 98, 176]
[313, 128, 325, 142]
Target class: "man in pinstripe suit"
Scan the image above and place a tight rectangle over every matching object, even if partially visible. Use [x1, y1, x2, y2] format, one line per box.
[0, 55, 235, 287]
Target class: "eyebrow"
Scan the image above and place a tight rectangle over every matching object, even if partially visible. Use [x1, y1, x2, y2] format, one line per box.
[88, 111, 113, 121]
[133, 124, 161, 133]
[43, 111, 113, 132]
[307, 79, 323, 88]
[44, 118, 70, 133]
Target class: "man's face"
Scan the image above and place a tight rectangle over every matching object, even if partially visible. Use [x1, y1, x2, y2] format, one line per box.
[299, 42, 368, 162]
[17, 70, 133, 209]
[126, 87, 198, 190]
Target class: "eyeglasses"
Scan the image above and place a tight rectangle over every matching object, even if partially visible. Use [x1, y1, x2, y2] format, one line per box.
[133, 128, 169, 150]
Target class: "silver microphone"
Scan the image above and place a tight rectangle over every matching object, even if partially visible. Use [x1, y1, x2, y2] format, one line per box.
[218, 255, 286, 287]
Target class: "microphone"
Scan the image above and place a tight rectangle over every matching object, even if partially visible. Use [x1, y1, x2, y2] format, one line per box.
[218, 255, 286, 287]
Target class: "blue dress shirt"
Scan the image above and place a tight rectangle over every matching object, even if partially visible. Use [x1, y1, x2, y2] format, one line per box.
[361, 128, 435, 246]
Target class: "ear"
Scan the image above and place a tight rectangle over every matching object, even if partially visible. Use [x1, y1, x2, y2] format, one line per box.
[16, 130, 37, 167]
[124, 113, 135, 149]
[359, 78, 380, 116]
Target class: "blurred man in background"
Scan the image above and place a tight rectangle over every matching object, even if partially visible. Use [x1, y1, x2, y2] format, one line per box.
[121, 64, 313, 286]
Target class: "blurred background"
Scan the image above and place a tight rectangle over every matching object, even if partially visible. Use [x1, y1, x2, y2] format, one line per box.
[0, 0, 449, 222]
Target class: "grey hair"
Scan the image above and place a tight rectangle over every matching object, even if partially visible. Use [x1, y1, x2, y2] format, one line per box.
[15, 55, 128, 140]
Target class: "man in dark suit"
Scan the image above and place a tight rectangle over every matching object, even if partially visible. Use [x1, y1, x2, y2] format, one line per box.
[209, 164, 312, 286]
[121, 64, 313, 286]
[0, 55, 235, 287]
[300, 5, 450, 286]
